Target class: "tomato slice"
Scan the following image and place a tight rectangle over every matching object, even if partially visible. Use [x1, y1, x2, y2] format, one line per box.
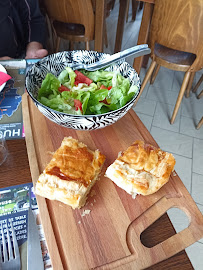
[99, 98, 109, 105]
[58, 85, 70, 92]
[74, 70, 93, 86]
[74, 79, 81, 86]
[100, 85, 112, 90]
[74, 99, 83, 111]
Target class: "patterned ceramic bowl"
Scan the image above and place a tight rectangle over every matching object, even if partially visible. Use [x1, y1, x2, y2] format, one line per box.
[25, 50, 141, 130]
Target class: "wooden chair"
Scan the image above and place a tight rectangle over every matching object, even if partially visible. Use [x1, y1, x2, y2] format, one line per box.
[136, 0, 203, 124]
[42, 0, 115, 52]
[42, 0, 95, 52]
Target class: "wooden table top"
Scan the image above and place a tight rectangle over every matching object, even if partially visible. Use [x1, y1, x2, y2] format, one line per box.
[0, 137, 193, 269]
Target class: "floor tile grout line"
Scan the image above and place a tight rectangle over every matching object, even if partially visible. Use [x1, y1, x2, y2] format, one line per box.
[190, 137, 194, 195]
[135, 112, 153, 121]
[122, 30, 135, 50]
[179, 130, 203, 140]
[148, 84, 180, 94]
[146, 90, 181, 106]
[145, 89, 203, 111]
[171, 69, 177, 92]
[180, 114, 203, 122]
[152, 123, 184, 137]
[195, 202, 203, 207]
[179, 113, 182, 134]
[152, 100, 158, 118]
[151, 124, 203, 141]
[193, 172, 203, 177]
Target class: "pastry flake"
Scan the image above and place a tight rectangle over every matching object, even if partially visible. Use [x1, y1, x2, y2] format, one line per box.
[35, 137, 105, 209]
[105, 140, 175, 196]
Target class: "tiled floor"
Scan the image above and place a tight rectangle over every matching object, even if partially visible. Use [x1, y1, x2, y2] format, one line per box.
[60, 1, 203, 268]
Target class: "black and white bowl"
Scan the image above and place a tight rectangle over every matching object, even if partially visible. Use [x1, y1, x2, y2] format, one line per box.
[25, 50, 141, 130]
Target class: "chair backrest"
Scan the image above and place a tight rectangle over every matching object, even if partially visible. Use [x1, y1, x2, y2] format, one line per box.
[42, 0, 95, 40]
[149, 0, 203, 71]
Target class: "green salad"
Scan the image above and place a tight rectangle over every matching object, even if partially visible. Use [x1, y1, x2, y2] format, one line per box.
[37, 67, 138, 115]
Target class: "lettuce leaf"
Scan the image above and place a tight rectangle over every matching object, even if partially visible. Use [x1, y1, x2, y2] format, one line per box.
[37, 67, 138, 116]
[58, 67, 76, 88]
[38, 73, 60, 99]
[81, 70, 114, 87]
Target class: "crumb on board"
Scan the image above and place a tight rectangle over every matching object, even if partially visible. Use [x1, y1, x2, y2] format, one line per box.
[81, 209, 91, 217]
[90, 203, 93, 206]
[47, 151, 55, 156]
[173, 171, 177, 176]
[132, 194, 137, 199]
[78, 221, 81, 224]
[93, 199, 96, 203]
[90, 190, 96, 197]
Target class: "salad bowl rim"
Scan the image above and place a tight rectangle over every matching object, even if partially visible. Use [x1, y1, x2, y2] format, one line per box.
[25, 50, 141, 118]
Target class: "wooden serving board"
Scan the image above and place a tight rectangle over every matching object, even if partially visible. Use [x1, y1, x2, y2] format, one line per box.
[22, 93, 203, 270]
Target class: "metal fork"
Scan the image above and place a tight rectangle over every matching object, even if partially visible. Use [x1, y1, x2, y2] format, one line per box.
[0, 220, 21, 270]
[67, 44, 151, 71]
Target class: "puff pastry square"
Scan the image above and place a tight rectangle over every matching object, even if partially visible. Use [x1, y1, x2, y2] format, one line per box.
[105, 140, 175, 196]
[35, 137, 105, 209]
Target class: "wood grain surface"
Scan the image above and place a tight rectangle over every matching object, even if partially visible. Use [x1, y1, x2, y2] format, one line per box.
[0, 140, 193, 270]
[22, 93, 203, 269]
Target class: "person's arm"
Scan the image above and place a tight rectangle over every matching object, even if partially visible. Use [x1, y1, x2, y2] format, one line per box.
[19, 0, 48, 59]
[0, 56, 12, 60]
[25, 41, 48, 59]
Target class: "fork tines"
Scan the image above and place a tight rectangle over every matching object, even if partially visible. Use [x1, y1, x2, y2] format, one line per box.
[0, 219, 20, 269]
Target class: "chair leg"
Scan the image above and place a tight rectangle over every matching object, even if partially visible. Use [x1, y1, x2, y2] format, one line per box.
[126, 0, 130, 22]
[197, 89, 203, 99]
[150, 64, 160, 84]
[185, 72, 195, 98]
[132, 0, 139, 21]
[69, 41, 74, 51]
[85, 41, 90, 50]
[133, 60, 156, 106]
[197, 117, 203, 129]
[192, 74, 203, 93]
[111, 0, 116, 10]
[104, 21, 108, 48]
[55, 36, 61, 52]
[170, 71, 191, 124]
[139, 1, 143, 10]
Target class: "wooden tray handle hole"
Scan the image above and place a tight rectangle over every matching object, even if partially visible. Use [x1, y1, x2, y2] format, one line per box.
[140, 207, 190, 248]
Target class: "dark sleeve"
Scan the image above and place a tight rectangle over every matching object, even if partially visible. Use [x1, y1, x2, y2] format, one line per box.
[0, 0, 18, 57]
[28, 0, 47, 46]
[17, 0, 47, 48]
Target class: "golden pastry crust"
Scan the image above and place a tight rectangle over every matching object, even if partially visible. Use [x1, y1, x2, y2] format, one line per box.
[105, 140, 175, 196]
[35, 137, 105, 209]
